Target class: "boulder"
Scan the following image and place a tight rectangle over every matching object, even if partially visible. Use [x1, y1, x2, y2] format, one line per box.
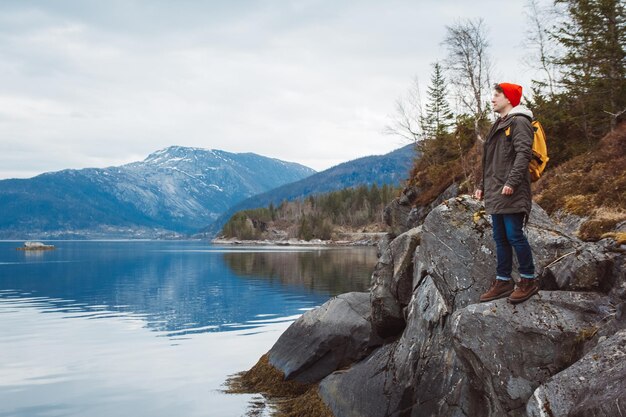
[388, 275, 472, 417]
[375, 232, 393, 259]
[609, 252, 626, 300]
[542, 243, 613, 291]
[320, 197, 621, 417]
[267, 292, 382, 384]
[319, 344, 395, 417]
[383, 186, 420, 236]
[550, 209, 588, 237]
[415, 196, 496, 311]
[523, 205, 613, 292]
[390, 228, 422, 306]
[321, 275, 475, 417]
[369, 239, 402, 338]
[263, 195, 623, 417]
[416, 196, 615, 310]
[451, 291, 615, 416]
[407, 182, 460, 227]
[370, 226, 422, 338]
[527, 329, 626, 417]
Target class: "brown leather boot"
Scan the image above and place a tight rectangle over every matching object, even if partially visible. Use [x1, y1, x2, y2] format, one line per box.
[508, 278, 539, 304]
[479, 279, 515, 302]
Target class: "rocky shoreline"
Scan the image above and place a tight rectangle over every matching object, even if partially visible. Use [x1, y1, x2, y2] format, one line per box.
[228, 195, 625, 417]
[212, 232, 386, 247]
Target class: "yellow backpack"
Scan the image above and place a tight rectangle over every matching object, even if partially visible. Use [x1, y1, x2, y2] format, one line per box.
[505, 118, 549, 182]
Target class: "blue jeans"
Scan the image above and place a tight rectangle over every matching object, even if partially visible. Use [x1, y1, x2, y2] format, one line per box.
[491, 213, 535, 280]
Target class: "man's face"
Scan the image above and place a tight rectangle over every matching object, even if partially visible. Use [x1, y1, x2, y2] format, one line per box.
[491, 90, 510, 114]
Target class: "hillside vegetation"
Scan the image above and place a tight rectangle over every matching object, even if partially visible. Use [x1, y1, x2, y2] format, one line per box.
[534, 123, 626, 241]
[395, 0, 625, 242]
[220, 184, 398, 241]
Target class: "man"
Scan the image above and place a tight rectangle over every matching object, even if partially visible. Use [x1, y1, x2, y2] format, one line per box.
[474, 83, 539, 304]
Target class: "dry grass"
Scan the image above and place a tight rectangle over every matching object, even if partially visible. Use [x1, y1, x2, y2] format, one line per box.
[579, 218, 625, 241]
[272, 386, 335, 417]
[225, 354, 334, 417]
[600, 232, 626, 245]
[578, 207, 626, 241]
[408, 139, 482, 207]
[562, 194, 594, 217]
[534, 123, 626, 241]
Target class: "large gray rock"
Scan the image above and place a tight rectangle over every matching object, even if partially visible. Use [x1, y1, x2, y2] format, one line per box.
[523, 205, 613, 291]
[390, 275, 472, 417]
[407, 182, 460, 227]
[549, 209, 587, 236]
[267, 292, 382, 384]
[319, 197, 621, 417]
[416, 196, 614, 310]
[369, 242, 403, 339]
[383, 186, 420, 236]
[527, 329, 626, 417]
[542, 243, 613, 291]
[319, 344, 395, 417]
[609, 252, 626, 300]
[370, 226, 422, 338]
[451, 292, 615, 416]
[321, 275, 475, 417]
[390, 228, 422, 306]
[415, 196, 497, 312]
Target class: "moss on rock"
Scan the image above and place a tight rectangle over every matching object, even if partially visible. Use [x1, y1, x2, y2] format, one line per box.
[225, 354, 334, 417]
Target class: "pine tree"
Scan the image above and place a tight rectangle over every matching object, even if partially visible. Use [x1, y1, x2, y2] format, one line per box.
[553, 0, 626, 137]
[269, 202, 276, 221]
[422, 62, 454, 139]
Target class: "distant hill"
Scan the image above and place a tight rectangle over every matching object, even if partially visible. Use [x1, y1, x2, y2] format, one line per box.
[0, 146, 314, 239]
[202, 144, 417, 237]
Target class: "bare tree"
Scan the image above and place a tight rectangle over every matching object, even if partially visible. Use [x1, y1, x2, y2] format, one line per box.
[384, 77, 424, 143]
[443, 18, 492, 142]
[523, 0, 559, 95]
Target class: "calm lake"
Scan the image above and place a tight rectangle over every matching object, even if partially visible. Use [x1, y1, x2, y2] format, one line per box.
[0, 241, 377, 417]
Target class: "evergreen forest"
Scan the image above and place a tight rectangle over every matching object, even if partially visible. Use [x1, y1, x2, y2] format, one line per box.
[220, 184, 398, 241]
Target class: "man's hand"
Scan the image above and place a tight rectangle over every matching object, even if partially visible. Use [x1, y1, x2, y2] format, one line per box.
[502, 185, 514, 195]
[474, 189, 483, 200]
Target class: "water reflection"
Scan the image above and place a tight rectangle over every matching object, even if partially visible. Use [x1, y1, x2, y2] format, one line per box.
[0, 242, 377, 335]
[0, 291, 292, 417]
[0, 241, 377, 417]
[22, 249, 46, 260]
[223, 247, 375, 295]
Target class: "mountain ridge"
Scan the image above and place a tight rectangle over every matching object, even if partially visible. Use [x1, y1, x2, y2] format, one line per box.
[203, 144, 416, 237]
[0, 146, 315, 239]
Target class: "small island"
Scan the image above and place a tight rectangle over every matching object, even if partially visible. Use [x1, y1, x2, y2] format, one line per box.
[16, 241, 56, 251]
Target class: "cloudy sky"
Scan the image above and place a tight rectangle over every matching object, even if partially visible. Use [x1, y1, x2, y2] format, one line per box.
[0, 0, 545, 179]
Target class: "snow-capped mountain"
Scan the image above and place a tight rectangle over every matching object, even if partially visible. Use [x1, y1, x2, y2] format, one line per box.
[203, 144, 416, 237]
[0, 146, 315, 239]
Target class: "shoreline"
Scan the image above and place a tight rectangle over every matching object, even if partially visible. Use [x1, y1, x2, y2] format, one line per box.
[212, 232, 386, 247]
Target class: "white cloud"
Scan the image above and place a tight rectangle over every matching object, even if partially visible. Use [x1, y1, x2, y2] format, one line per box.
[0, 0, 545, 179]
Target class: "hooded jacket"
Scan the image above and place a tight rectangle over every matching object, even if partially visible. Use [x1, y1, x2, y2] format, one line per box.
[479, 105, 534, 215]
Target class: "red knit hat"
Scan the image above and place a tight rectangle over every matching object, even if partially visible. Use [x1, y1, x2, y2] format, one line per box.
[499, 83, 522, 107]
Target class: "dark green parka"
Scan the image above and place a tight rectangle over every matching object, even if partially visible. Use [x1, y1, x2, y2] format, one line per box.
[479, 106, 534, 216]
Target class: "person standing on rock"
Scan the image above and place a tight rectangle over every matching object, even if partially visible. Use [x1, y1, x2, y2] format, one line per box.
[474, 83, 539, 304]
